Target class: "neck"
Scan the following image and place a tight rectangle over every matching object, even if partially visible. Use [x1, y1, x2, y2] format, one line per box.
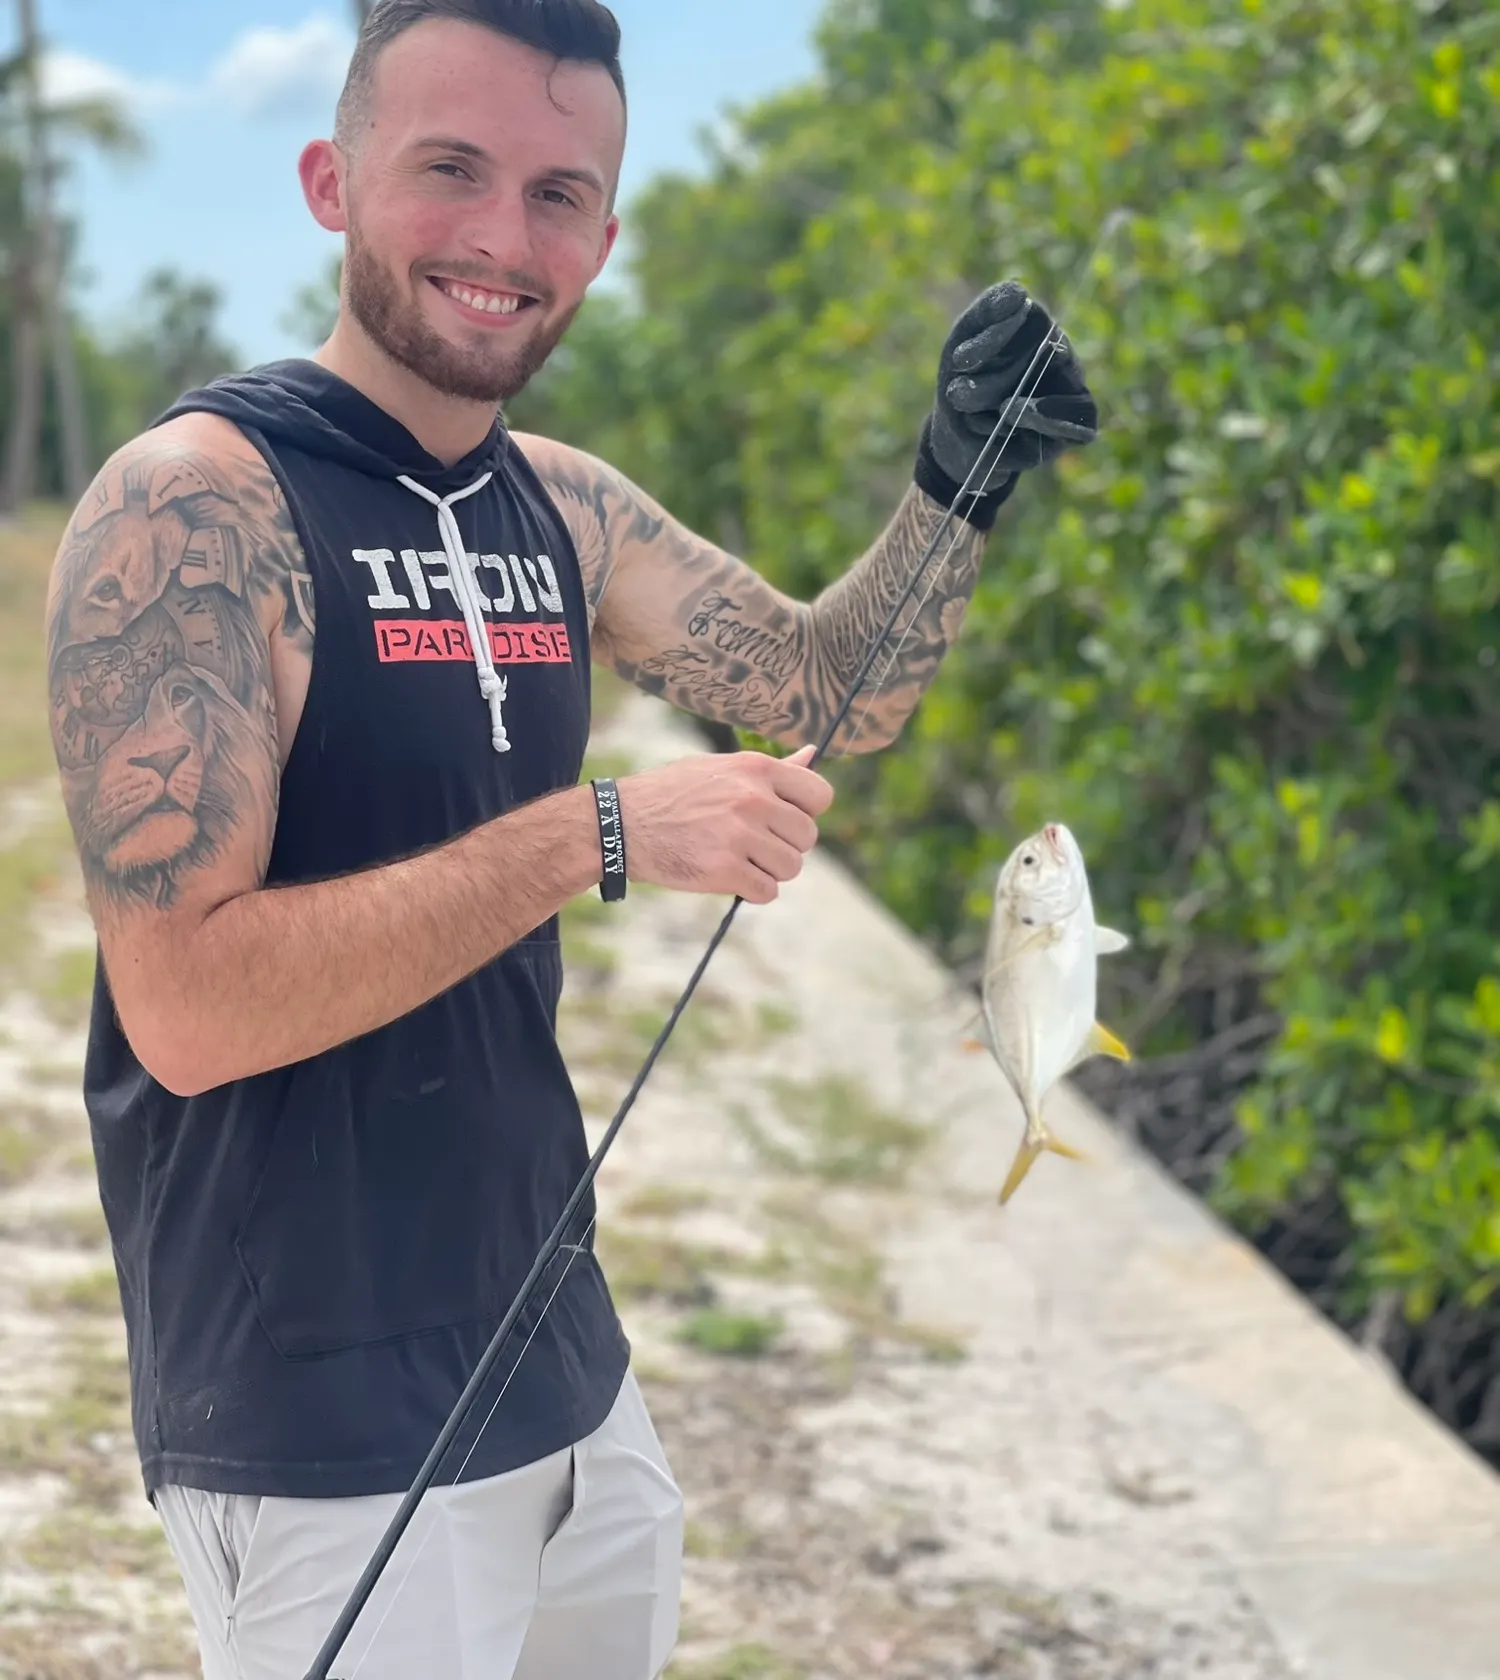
[314, 313, 499, 466]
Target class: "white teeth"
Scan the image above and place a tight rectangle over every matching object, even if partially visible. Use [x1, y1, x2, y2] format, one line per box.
[441, 280, 524, 315]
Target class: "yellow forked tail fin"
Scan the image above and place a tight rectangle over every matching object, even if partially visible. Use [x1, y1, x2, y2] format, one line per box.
[998, 1130, 1087, 1205]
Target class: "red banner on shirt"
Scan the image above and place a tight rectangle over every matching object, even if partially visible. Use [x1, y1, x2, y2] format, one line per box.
[375, 620, 573, 666]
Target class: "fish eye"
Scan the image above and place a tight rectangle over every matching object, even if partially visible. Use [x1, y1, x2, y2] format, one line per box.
[1022, 853, 1037, 867]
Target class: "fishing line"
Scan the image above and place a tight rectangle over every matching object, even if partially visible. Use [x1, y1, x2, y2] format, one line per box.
[841, 327, 1067, 757]
[305, 212, 1129, 1680]
[846, 213, 1130, 759]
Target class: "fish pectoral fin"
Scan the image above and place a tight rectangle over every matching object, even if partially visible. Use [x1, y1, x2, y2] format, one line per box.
[959, 1011, 992, 1055]
[1088, 1021, 1133, 1063]
[1095, 925, 1130, 956]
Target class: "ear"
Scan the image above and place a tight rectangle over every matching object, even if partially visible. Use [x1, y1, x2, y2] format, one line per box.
[299, 139, 348, 235]
[592, 213, 621, 280]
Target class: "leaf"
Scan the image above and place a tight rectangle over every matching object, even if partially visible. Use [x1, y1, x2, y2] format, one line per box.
[1476, 978, 1500, 1040]
[1375, 1007, 1410, 1066]
[1283, 572, 1323, 610]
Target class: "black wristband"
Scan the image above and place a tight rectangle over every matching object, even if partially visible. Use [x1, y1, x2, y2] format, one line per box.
[913, 414, 1019, 533]
[592, 777, 627, 903]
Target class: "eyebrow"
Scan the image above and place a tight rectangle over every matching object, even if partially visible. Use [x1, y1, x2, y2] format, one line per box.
[411, 136, 606, 197]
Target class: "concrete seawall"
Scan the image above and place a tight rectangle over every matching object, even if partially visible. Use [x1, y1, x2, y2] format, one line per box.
[598, 689, 1500, 1680]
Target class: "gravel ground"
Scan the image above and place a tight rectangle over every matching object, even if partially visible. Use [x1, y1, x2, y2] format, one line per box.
[0, 700, 1297, 1679]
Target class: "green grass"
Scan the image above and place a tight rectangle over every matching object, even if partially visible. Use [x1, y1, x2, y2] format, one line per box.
[0, 505, 65, 791]
[677, 1308, 783, 1359]
[0, 1336, 132, 1508]
[595, 1228, 723, 1309]
[669, 1644, 803, 1680]
[621, 1183, 715, 1220]
[22, 1508, 176, 1580]
[759, 1188, 971, 1365]
[0, 819, 74, 991]
[734, 1073, 930, 1188]
[37, 945, 97, 1026]
[0, 1108, 60, 1188]
[29, 1267, 120, 1319]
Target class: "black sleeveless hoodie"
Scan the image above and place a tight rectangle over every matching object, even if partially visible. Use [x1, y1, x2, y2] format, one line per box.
[84, 360, 629, 1500]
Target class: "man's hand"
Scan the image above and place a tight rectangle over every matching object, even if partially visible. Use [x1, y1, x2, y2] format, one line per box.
[914, 280, 1100, 530]
[619, 746, 833, 905]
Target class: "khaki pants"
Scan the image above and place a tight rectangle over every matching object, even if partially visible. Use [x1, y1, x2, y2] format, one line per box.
[154, 1371, 684, 1680]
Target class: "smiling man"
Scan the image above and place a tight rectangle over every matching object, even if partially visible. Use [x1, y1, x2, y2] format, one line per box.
[42, 2, 1098, 1677]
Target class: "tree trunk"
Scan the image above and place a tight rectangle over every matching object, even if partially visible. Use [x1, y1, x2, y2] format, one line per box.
[15, 0, 91, 504]
[0, 248, 43, 516]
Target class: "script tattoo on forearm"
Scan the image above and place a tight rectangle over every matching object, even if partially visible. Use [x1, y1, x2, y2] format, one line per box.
[538, 441, 987, 752]
[803, 485, 986, 749]
[46, 440, 313, 916]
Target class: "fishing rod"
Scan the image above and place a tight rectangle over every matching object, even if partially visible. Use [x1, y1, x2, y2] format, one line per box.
[304, 212, 1129, 1680]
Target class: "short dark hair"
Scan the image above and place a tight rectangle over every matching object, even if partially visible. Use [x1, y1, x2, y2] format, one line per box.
[335, 0, 626, 151]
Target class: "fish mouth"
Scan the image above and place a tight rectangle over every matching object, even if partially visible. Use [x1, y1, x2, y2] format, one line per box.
[1042, 825, 1066, 863]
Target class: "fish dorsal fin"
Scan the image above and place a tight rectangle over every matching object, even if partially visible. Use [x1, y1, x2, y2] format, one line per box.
[1095, 926, 1130, 956]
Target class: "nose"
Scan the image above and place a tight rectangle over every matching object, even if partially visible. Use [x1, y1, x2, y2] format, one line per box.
[465, 187, 538, 275]
[130, 745, 191, 785]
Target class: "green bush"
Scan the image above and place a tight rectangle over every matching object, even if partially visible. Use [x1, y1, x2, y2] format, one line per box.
[511, 0, 1500, 1449]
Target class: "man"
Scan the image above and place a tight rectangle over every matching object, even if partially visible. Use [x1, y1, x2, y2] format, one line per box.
[43, 2, 1097, 1676]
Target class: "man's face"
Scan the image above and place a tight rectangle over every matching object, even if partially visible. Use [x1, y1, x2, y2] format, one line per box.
[334, 20, 624, 405]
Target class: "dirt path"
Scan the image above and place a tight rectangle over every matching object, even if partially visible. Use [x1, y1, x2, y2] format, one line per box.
[0, 692, 1296, 1679]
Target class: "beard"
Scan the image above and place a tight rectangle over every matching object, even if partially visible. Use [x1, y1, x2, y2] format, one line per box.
[343, 222, 580, 406]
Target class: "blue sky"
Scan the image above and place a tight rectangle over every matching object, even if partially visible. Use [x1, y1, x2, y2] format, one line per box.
[23, 1, 825, 366]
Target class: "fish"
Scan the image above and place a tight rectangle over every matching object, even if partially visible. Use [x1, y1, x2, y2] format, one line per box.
[965, 821, 1133, 1204]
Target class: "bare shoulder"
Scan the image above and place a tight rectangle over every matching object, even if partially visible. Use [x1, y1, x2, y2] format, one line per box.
[45, 418, 302, 928]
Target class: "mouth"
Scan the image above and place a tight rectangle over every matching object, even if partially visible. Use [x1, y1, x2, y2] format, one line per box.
[428, 275, 540, 324]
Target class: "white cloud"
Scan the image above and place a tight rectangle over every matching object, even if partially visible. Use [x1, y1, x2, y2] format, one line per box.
[40, 15, 353, 128]
[40, 47, 186, 115]
[206, 16, 355, 122]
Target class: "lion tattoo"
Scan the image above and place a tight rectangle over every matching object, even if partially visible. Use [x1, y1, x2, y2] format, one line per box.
[63, 661, 278, 910]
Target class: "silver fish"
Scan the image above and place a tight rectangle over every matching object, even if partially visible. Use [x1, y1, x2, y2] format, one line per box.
[968, 822, 1132, 1204]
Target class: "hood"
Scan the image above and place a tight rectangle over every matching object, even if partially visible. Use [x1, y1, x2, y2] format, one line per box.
[158, 357, 522, 755]
[155, 357, 512, 494]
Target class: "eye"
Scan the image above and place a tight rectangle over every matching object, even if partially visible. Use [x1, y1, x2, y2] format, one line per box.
[431, 162, 473, 181]
[1022, 853, 1037, 867]
[90, 577, 123, 604]
[536, 187, 578, 208]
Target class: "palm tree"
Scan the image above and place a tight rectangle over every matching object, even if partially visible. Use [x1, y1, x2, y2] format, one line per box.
[0, 0, 143, 515]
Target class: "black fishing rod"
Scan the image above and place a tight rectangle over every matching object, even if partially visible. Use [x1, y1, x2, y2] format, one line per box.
[302, 223, 1124, 1677]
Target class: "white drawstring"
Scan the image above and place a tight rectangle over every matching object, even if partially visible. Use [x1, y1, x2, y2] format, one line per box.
[397, 473, 510, 753]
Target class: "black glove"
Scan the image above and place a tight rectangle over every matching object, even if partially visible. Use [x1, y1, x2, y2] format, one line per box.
[913, 280, 1099, 531]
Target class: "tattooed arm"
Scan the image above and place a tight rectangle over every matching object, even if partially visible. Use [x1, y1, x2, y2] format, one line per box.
[46, 417, 610, 1096]
[513, 434, 988, 755]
